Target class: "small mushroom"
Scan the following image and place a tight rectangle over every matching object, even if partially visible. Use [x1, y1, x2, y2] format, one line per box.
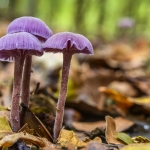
[7, 16, 52, 107]
[117, 17, 135, 29]
[0, 32, 42, 132]
[43, 32, 93, 141]
[7, 16, 52, 41]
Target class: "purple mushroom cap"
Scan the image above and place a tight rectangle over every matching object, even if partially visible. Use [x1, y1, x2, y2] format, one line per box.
[7, 16, 52, 42]
[0, 32, 42, 62]
[43, 32, 93, 54]
[117, 17, 135, 28]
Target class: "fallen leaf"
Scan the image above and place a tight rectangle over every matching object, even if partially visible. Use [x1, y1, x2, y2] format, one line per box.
[0, 132, 13, 140]
[105, 116, 133, 145]
[99, 87, 150, 110]
[99, 87, 134, 109]
[132, 97, 150, 107]
[114, 117, 134, 132]
[19, 123, 34, 135]
[72, 121, 106, 132]
[105, 116, 122, 144]
[120, 143, 150, 150]
[30, 94, 56, 115]
[0, 117, 12, 133]
[132, 136, 150, 143]
[0, 110, 10, 122]
[20, 103, 53, 142]
[117, 132, 133, 144]
[0, 106, 7, 111]
[72, 117, 134, 133]
[0, 132, 45, 148]
[57, 129, 87, 148]
[109, 81, 137, 97]
[40, 138, 58, 150]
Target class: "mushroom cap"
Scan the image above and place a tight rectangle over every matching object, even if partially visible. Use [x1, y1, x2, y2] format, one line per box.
[7, 16, 52, 42]
[0, 32, 43, 62]
[117, 17, 135, 28]
[43, 32, 93, 54]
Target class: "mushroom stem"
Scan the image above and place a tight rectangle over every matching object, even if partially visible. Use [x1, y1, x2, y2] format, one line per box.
[11, 56, 25, 132]
[21, 55, 32, 107]
[53, 52, 72, 142]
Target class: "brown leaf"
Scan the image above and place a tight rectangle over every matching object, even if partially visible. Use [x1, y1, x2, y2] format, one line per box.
[105, 116, 123, 144]
[108, 81, 137, 97]
[0, 132, 45, 148]
[30, 94, 56, 115]
[72, 121, 106, 132]
[72, 117, 134, 133]
[114, 117, 134, 132]
[41, 138, 59, 150]
[20, 103, 53, 142]
[19, 123, 34, 135]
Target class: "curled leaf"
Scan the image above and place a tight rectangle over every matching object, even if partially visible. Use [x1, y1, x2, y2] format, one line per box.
[0, 132, 45, 148]
[132, 136, 150, 143]
[105, 116, 123, 144]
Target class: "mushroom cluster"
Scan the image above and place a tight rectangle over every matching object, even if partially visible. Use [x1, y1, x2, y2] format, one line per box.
[0, 16, 93, 141]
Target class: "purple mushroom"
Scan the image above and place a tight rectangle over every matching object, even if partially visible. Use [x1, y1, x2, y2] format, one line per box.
[7, 16, 52, 41]
[117, 17, 135, 29]
[43, 32, 93, 141]
[0, 32, 42, 132]
[7, 16, 52, 107]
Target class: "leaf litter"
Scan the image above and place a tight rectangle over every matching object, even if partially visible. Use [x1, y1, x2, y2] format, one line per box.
[1, 31, 150, 149]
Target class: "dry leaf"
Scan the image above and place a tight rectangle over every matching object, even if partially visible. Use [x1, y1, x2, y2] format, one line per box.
[40, 138, 58, 150]
[114, 117, 134, 132]
[120, 143, 150, 150]
[72, 117, 134, 133]
[0, 132, 45, 148]
[0, 117, 12, 133]
[109, 81, 137, 97]
[99, 87, 134, 109]
[132, 97, 150, 107]
[19, 123, 34, 135]
[57, 129, 87, 148]
[105, 116, 133, 145]
[72, 121, 106, 132]
[105, 116, 123, 144]
[30, 94, 56, 115]
[99, 87, 150, 110]
[0, 110, 10, 122]
[0, 106, 7, 111]
[132, 136, 150, 143]
[20, 103, 53, 142]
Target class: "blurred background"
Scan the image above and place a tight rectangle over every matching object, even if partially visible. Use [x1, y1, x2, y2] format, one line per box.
[0, 0, 150, 40]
